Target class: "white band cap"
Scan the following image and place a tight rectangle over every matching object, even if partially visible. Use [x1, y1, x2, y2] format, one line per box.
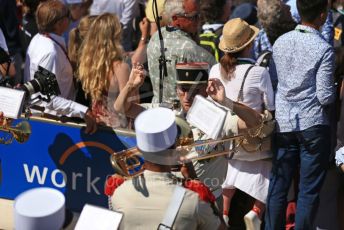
[135, 108, 177, 153]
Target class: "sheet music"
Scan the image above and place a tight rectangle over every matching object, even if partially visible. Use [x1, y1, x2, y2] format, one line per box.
[187, 95, 227, 139]
[0, 87, 25, 119]
[75, 204, 123, 230]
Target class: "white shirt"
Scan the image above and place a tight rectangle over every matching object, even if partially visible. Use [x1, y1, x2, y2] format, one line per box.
[209, 60, 275, 112]
[0, 28, 8, 52]
[24, 33, 75, 100]
[44, 96, 88, 118]
[89, 0, 137, 29]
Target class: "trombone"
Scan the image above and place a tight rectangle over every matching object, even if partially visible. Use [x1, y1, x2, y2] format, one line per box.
[110, 134, 245, 178]
[110, 109, 275, 177]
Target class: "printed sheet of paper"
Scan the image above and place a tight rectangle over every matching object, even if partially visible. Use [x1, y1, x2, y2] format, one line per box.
[186, 95, 227, 139]
[75, 204, 123, 230]
[0, 86, 25, 119]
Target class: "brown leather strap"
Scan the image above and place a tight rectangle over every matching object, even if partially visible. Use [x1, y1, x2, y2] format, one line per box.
[237, 65, 254, 102]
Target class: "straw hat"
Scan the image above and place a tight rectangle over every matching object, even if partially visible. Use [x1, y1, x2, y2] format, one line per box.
[145, 0, 166, 22]
[219, 18, 259, 53]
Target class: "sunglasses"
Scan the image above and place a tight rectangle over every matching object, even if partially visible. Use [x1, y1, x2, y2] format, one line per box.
[177, 85, 205, 97]
[176, 12, 200, 21]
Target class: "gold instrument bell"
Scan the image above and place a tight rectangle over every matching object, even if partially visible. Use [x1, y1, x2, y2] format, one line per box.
[110, 116, 244, 178]
[0, 120, 31, 144]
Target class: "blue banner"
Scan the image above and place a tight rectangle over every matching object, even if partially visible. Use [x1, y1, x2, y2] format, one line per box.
[0, 117, 136, 212]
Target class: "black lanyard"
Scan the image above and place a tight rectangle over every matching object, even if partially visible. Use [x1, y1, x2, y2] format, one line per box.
[237, 59, 255, 65]
[295, 28, 312, 34]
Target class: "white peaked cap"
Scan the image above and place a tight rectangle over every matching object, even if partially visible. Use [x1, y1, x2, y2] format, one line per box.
[135, 107, 177, 153]
[14, 187, 65, 230]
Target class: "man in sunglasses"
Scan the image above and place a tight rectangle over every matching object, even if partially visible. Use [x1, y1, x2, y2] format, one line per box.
[147, 0, 216, 105]
[22, 0, 97, 133]
[24, 0, 75, 101]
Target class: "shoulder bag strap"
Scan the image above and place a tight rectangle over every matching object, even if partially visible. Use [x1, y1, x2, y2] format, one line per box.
[157, 185, 186, 230]
[237, 65, 254, 102]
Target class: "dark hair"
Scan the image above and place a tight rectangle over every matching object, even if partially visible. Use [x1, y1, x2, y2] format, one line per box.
[219, 52, 241, 80]
[22, 0, 40, 15]
[296, 0, 328, 23]
[200, 0, 227, 24]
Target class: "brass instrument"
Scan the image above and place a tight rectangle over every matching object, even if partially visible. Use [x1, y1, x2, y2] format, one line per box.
[110, 110, 276, 178]
[176, 135, 244, 161]
[110, 134, 245, 178]
[0, 121, 31, 144]
[111, 147, 145, 178]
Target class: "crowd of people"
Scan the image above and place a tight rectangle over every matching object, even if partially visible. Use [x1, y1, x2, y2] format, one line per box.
[1, 0, 344, 229]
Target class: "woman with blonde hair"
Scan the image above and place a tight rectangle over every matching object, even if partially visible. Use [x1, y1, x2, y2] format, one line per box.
[78, 13, 136, 128]
[68, 15, 96, 106]
[209, 18, 275, 230]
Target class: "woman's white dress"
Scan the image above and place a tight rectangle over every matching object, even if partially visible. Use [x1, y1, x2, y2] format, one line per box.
[209, 58, 275, 203]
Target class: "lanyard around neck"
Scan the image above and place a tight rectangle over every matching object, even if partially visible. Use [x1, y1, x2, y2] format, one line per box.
[295, 26, 319, 34]
[237, 59, 254, 65]
[295, 28, 311, 33]
[41, 33, 71, 64]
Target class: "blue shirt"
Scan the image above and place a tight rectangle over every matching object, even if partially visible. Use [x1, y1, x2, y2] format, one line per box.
[254, 29, 272, 57]
[253, 29, 278, 90]
[335, 147, 344, 167]
[273, 25, 335, 132]
[336, 147, 344, 167]
[253, 5, 334, 92]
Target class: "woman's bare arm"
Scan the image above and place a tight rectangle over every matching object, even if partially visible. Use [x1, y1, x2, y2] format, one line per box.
[113, 64, 146, 119]
[207, 78, 262, 129]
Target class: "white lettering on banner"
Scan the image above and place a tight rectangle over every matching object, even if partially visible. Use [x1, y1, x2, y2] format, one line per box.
[23, 164, 48, 184]
[51, 169, 67, 188]
[72, 172, 83, 190]
[87, 167, 100, 195]
[23, 164, 102, 195]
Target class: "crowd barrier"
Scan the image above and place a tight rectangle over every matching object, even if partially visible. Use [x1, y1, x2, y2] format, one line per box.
[0, 116, 136, 212]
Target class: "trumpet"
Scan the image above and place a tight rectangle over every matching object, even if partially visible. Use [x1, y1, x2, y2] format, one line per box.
[0, 121, 31, 144]
[110, 134, 245, 178]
